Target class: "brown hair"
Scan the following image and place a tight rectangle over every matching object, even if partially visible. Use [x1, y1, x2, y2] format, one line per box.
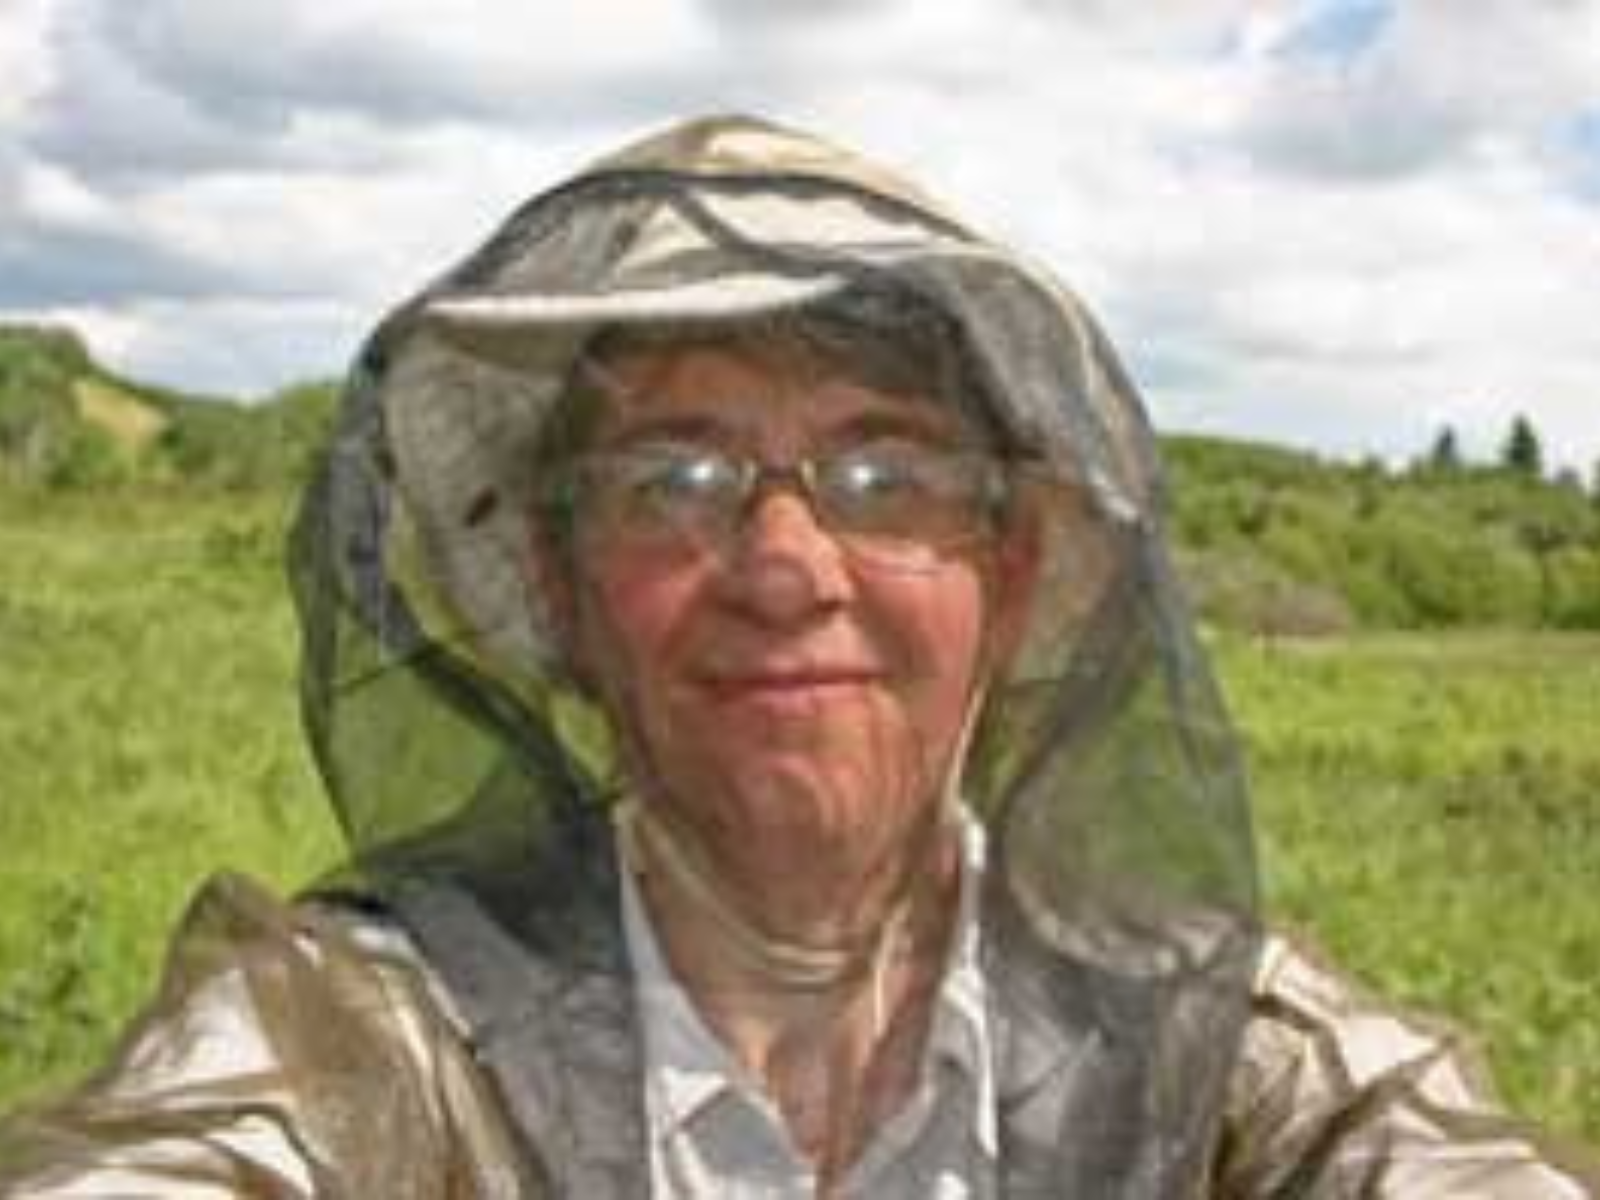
[530, 283, 1009, 529]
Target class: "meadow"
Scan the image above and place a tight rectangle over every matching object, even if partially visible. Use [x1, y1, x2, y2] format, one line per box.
[1, 487, 1597, 1149]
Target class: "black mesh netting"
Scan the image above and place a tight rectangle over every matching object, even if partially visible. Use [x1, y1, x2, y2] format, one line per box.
[286, 115, 1262, 1195]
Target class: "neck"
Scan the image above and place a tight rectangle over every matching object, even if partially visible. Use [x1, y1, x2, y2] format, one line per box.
[619, 798, 959, 975]
[617, 798, 965, 1178]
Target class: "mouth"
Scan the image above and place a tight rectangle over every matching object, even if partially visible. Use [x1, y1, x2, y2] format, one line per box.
[699, 667, 881, 703]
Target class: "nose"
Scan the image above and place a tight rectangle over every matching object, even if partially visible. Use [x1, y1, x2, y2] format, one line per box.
[718, 488, 852, 625]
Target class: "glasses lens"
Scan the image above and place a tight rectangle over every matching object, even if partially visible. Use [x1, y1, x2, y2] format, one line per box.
[817, 445, 1002, 556]
[570, 444, 1006, 563]
[578, 448, 742, 547]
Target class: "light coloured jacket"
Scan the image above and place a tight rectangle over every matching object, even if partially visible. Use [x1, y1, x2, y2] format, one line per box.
[0, 871, 1591, 1197]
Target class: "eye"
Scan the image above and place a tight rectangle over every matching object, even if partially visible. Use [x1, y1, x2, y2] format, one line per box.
[818, 443, 1004, 546]
[642, 452, 719, 493]
[817, 446, 943, 538]
[606, 446, 740, 518]
[827, 444, 936, 500]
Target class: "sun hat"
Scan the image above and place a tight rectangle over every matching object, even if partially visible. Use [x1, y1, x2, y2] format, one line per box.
[349, 115, 1149, 695]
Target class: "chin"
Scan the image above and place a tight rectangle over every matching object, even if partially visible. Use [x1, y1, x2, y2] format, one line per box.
[715, 751, 932, 859]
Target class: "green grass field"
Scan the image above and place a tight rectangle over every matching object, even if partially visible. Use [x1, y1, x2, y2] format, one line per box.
[2, 489, 1597, 1148]
[1223, 631, 1600, 1143]
[0, 489, 340, 1106]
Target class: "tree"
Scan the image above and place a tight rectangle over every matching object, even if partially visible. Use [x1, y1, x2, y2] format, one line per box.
[1426, 425, 1462, 473]
[1500, 413, 1544, 479]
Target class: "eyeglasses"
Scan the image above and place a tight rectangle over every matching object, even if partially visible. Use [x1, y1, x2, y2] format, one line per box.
[549, 440, 1011, 567]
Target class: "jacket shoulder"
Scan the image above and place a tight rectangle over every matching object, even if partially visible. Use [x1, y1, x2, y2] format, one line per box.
[0, 872, 527, 1199]
[1217, 932, 1597, 1198]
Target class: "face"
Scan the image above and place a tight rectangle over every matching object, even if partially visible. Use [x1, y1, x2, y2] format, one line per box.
[534, 338, 1037, 893]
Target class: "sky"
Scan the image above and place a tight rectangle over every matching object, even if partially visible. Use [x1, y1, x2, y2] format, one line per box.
[3, 0, 1599, 471]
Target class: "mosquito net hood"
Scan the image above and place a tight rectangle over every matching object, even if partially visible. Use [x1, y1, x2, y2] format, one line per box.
[290, 113, 1262, 1193]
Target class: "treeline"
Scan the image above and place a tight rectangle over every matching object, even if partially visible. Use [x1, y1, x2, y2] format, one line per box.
[4, 322, 1599, 633]
[1166, 433, 1600, 634]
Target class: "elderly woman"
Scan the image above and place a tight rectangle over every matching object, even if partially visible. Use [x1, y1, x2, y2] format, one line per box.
[1, 116, 1593, 1199]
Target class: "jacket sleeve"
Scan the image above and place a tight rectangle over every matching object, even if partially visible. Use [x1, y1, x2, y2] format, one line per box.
[0, 874, 531, 1200]
[1216, 935, 1599, 1199]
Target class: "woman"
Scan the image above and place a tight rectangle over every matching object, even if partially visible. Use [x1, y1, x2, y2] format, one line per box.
[1, 114, 1592, 1198]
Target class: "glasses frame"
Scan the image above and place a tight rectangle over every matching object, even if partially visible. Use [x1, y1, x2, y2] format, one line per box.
[546, 441, 1016, 569]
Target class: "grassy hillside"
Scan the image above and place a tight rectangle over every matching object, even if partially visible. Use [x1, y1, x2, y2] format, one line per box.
[0, 322, 334, 492]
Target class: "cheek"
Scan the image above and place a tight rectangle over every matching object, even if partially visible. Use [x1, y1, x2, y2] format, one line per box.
[869, 565, 992, 722]
[578, 552, 707, 700]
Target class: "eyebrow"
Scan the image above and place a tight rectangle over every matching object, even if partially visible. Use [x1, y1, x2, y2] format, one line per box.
[822, 409, 966, 448]
[593, 413, 729, 450]
[592, 402, 974, 455]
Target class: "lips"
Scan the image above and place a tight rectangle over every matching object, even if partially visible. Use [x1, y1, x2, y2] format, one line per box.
[697, 664, 881, 701]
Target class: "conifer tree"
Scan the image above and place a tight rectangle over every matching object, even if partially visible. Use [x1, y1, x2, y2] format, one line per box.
[1500, 413, 1543, 478]
[1427, 425, 1462, 472]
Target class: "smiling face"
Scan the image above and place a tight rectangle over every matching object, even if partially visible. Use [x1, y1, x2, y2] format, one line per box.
[533, 332, 1036, 913]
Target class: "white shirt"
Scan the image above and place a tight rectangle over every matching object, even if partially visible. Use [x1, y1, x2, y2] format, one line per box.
[618, 819, 997, 1199]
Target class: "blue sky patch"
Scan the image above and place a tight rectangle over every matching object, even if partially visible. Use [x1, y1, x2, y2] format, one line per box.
[1570, 109, 1600, 154]
[1557, 108, 1600, 203]
[1277, 0, 1393, 62]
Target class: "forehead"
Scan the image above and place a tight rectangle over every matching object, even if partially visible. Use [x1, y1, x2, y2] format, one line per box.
[582, 335, 978, 446]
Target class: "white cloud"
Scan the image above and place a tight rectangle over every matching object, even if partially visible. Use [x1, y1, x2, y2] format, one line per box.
[117, 296, 370, 396]
[26, 0, 721, 181]
[0, 0, 59, 124]
[3, 0, 1598, 470]
[1235, 0, 1600, 179]
[102, 0, 720, 128]
[10, 296, 372, 397]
